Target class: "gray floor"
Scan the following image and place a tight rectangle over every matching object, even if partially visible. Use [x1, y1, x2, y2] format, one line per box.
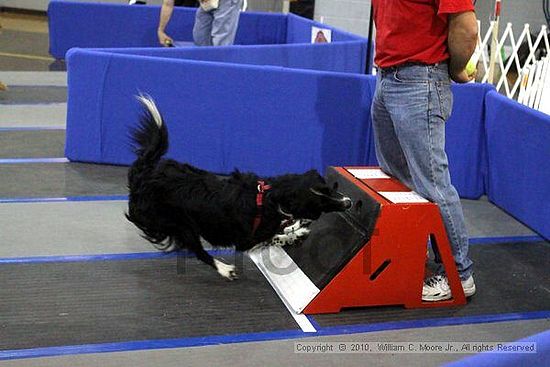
[0, 130, 65, 158]
[0, 103, 67, 127]
[0, 12, 548, 367]
[0, 201, 151, 257]
[0, 86, 67, 104]
[0, 162, 129, 197]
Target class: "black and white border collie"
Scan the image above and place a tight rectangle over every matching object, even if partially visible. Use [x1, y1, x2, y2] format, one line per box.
[126, 96, 352, 280]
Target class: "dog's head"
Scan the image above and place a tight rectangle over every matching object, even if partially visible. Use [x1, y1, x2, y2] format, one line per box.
[273, 170, 352, 220]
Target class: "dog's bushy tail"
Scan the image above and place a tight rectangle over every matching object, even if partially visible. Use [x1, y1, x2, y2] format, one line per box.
[130, 95, 169, 166]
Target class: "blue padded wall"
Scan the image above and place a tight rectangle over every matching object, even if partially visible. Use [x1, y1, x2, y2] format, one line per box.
[485, 91, 550, 240]
[92, 41, 368, 74]
[57, 1, 510, 204]
[65, 46, 494, 199]
[232, 12, 288, 46]
[48, 1, 368, 60]
[445, 83, 495, 199]
[48, 0, 288, 59]
[285, 13, 366, 44]
[49, 1, 194, 58]
[65, 49, 374, 177]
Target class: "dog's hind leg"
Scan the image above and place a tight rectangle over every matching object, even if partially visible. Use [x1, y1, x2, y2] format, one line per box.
[175, 228, 238, 280]
[213, 258, 239, 281]
[179, 235, 237, 281]
[190, 243, 238, 281]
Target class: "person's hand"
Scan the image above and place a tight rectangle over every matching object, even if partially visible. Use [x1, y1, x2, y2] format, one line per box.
[157, 30, 174, 47]
[450, 68, 475, 83]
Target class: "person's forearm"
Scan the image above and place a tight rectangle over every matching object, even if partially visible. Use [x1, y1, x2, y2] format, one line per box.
[447, 11, 478, 76]
[158, 0, 175, 33]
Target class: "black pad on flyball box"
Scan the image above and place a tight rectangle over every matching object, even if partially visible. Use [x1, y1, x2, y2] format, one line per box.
[284, 167, 381, 290]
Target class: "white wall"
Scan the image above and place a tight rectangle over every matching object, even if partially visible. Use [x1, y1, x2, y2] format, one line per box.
[247, 0, 282, 12]
[314, 0, 371, 37]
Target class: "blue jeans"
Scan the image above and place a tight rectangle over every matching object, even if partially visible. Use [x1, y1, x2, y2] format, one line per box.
[371, 63, 473, 280]
[193, 0, 242, 46]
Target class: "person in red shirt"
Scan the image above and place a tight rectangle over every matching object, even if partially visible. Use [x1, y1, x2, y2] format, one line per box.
[371, 0, 478, 301]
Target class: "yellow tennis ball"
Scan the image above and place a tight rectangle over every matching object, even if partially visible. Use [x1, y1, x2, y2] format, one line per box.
[465, 60, 477, 76]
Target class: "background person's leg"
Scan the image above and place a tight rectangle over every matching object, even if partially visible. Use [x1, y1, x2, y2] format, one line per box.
[211, 0, 242, 46]
[193, 7, 214, 46]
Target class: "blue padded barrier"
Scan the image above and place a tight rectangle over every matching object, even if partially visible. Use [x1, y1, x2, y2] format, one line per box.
[49, 1, 197, 58]
[443, 329, 550, 367]
[65, 46, 492, 199]
[48, 1, 288, 59]
[65, 49, 375, 177]
[285, 13, 367, 44]
[485, 91, 550, 240]
[445, 83, 495, 199]
[90, 41, 368, 74]
[48, 1, 367, 60]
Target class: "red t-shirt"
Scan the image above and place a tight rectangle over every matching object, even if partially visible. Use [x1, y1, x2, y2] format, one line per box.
[372, 0, 475, 68]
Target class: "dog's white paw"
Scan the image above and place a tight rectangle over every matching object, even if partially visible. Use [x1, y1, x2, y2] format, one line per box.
[214, 259, 238, 281]
[294, 226, 311, 239]
[271, 230, 309, 247]
[282, 220, 301, 234]
[299, 219, 313, 227]
[271, 234, 287, 246]
[282, 219, 313, 234]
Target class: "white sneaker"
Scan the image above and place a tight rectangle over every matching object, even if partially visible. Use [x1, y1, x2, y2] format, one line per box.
[422, 275, 476, 301]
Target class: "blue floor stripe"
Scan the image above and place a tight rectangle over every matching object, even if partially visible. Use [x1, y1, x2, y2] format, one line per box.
[1, 311, 548, 361]
[0, 195, 128, 204]
[0, 157, 69, 164]
[312, 310, 550, 337]
[469, 235, 545, 245]
[0, 249, 235, 264]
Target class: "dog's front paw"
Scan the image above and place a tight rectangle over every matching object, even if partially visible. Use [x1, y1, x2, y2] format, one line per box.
[214, 259, 239, 281]
[271, 234, 289, 247]
[282, 220, 299, 234]
[298, 219, 313, 227]
[271, 230, 309, 247]
[294, 226, 311, 239]
[283, 219, 313, 234]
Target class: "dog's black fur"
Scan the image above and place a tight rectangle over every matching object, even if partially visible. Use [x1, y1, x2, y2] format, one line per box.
[126, 96, 352, 279]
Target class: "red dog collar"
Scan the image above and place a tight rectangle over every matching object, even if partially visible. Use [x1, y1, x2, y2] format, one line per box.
[252, 180, 272, 236]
